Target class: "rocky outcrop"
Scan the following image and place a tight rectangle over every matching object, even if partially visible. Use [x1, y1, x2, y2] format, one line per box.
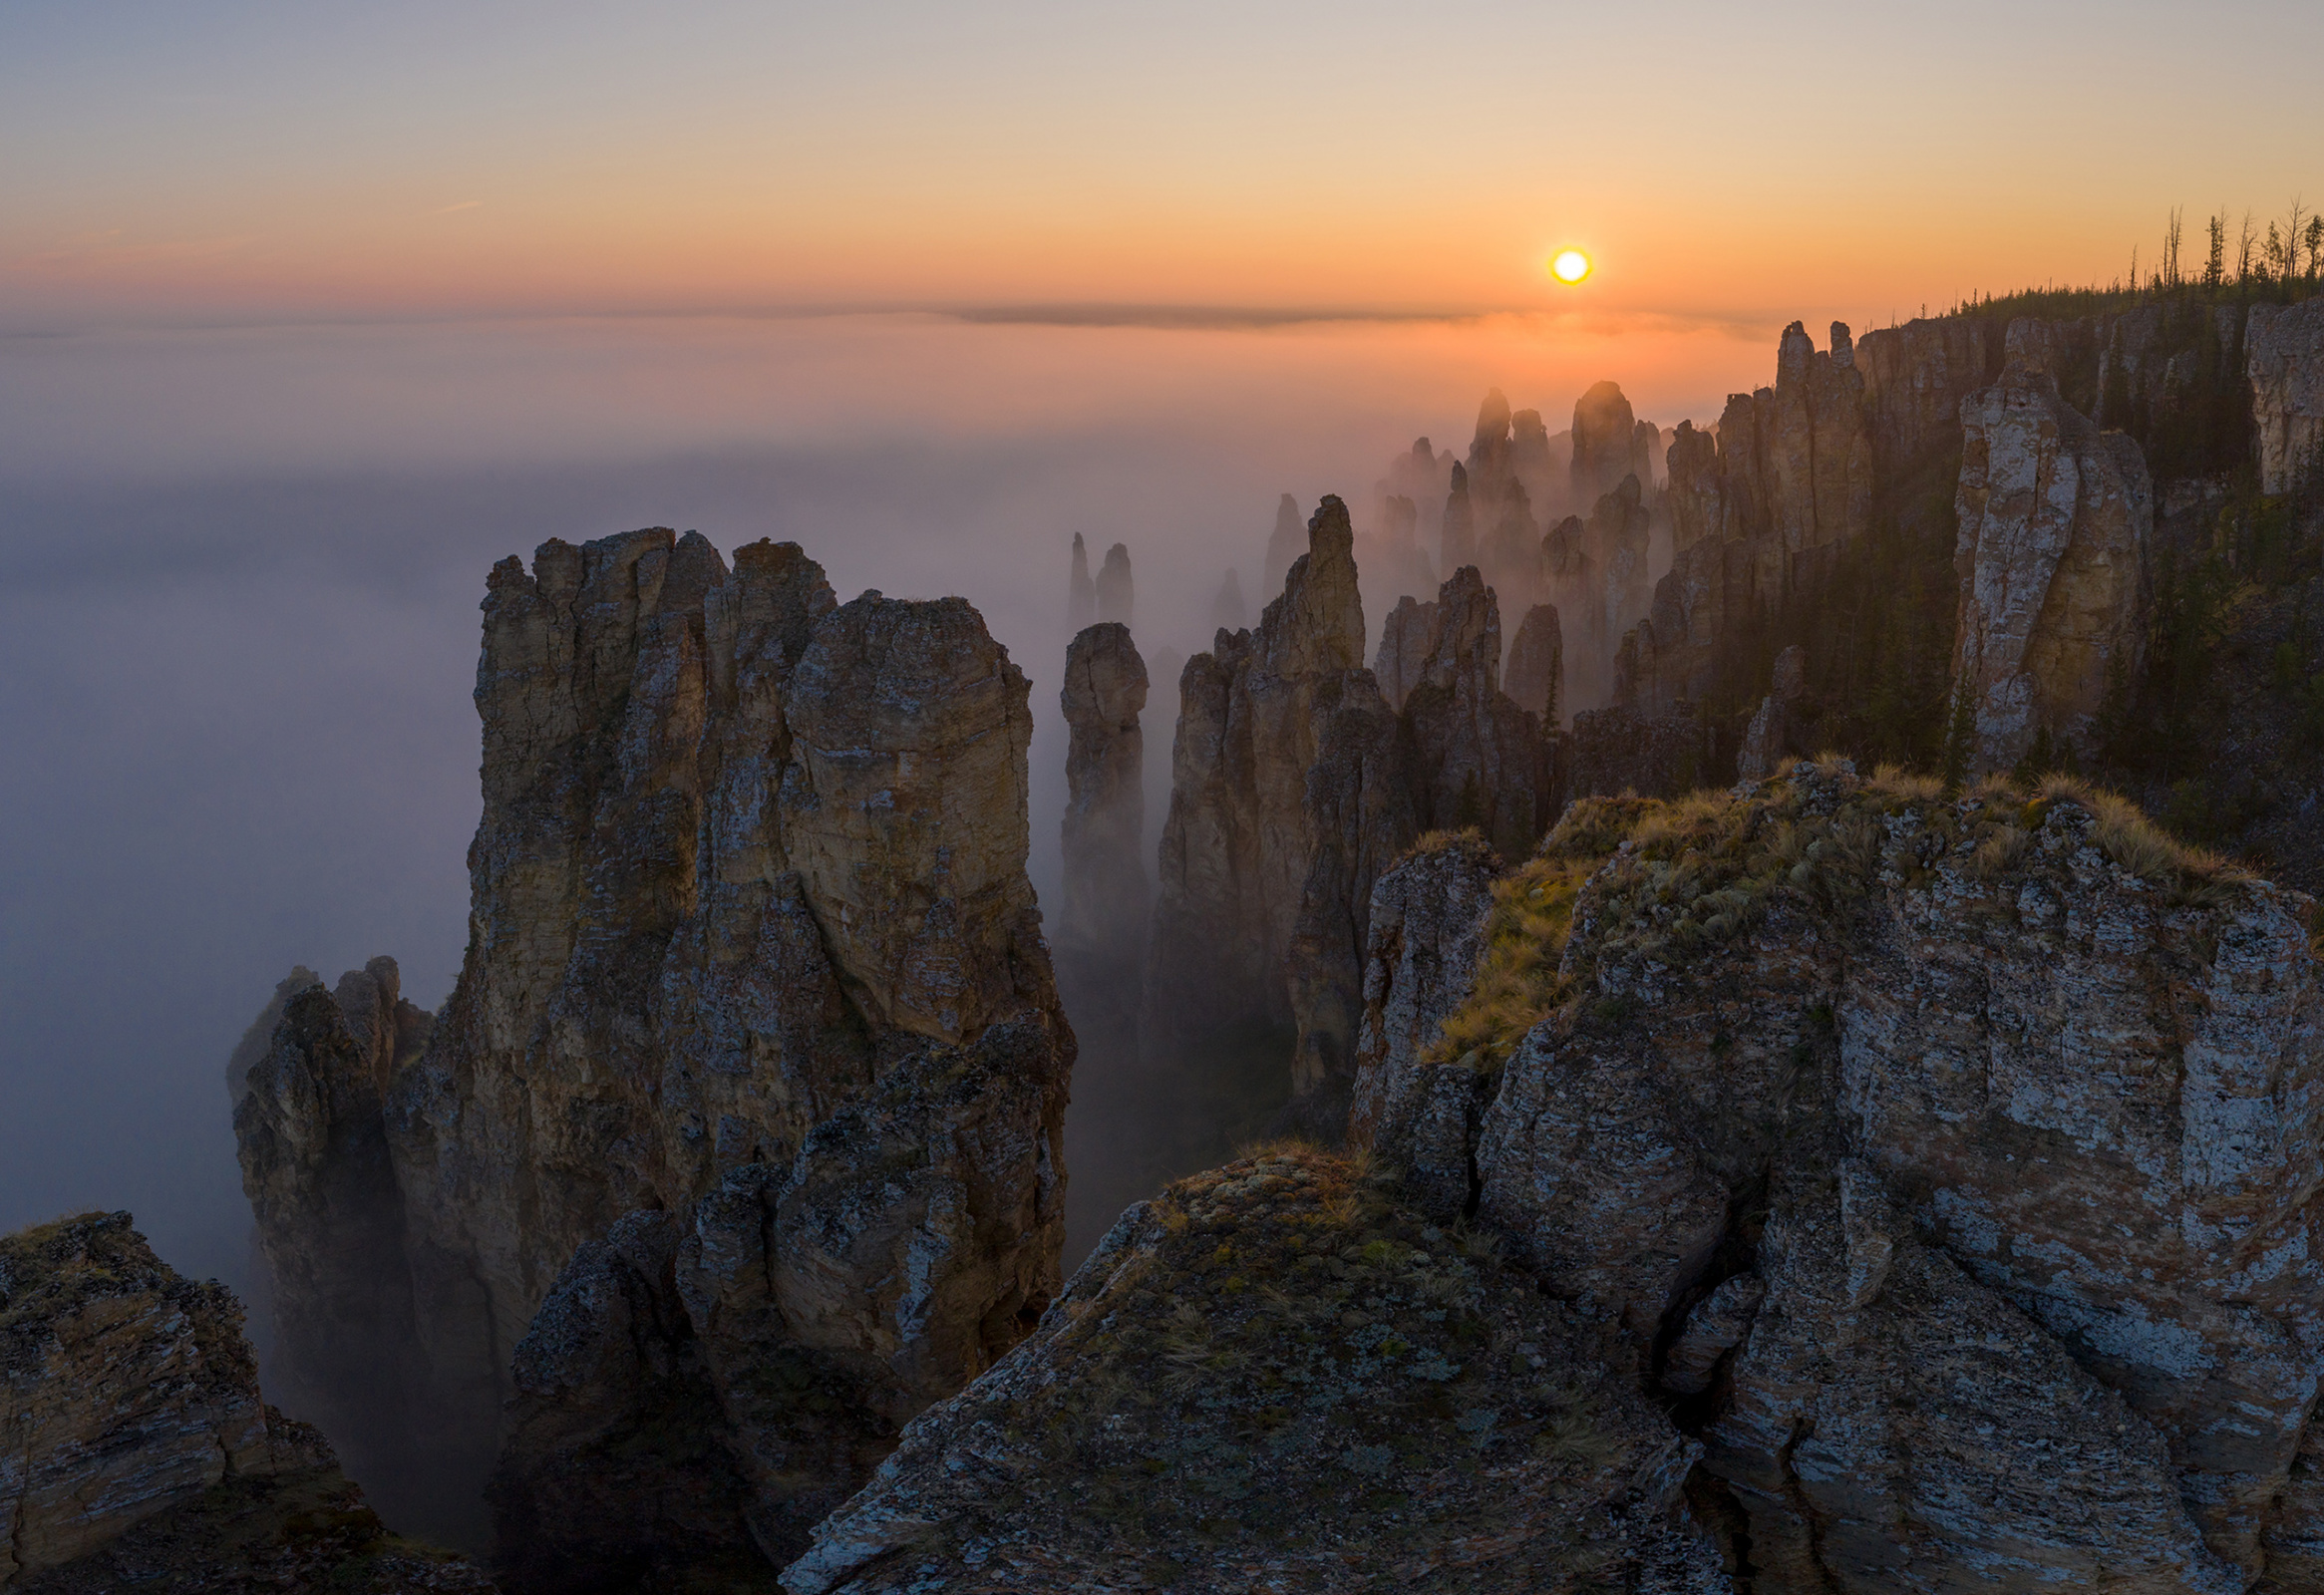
[1440, 461, 1476, 572]
[236, 530, 1073, 1578]
[2249, 297, 2324, 493]
[234, 962, 433, 1501]
[1263, 491, 1304, 596]
[1570, 380, 1655, 506]
[0, 1215, 310, 1582]
[1066, 533, 1094, 631]
[0, 1212, 489, 1593]
[1346, 835, 1501, 1216]
[1149, 513, 1547, 1116]
[1094, 541, 1133, 626]
[1734, 643, 1806, 781]
[1856, 314, 1994, 473]
[1146, 497, 1374, 1057]
[1379, 765, 2324, 1588]
[778, 1146, 1728, 1594]
[1210, 567, 1246, 633]
[1371, 593, 1436, 712]
[1951, 349, 2153, 770]
[1503, 601, 1562, 725]
[1614, 323, 1876, 720]
[1057, 622, 1148, 990]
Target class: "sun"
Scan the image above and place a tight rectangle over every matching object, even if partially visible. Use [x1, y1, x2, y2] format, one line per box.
[1549, 249, 1592, 285]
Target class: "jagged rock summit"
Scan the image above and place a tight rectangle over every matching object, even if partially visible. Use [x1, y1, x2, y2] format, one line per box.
[234, 528, 1074, 1586]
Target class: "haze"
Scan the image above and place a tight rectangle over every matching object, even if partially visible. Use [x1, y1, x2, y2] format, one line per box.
[5, 0, 2322, 1302]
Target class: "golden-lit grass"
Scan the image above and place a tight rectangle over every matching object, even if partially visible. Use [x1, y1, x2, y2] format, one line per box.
[1416, 757, 2275, 1073]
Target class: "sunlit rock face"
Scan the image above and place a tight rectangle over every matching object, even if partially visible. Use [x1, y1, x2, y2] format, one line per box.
[1856, 313, 1994, 474]
[1951, 342, 2153, 771]
[1351, 766, 2324, 1589]
[2249, 297, 2324, 494]
[1057, 621, 1149, 993]
[234, 529, 1072, 1579]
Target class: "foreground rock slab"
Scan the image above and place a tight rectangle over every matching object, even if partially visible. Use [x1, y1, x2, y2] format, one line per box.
[782, 1147, 1727, 1594]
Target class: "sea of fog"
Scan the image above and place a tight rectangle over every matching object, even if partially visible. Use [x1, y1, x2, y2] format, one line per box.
[0, 306, 1767, 1301]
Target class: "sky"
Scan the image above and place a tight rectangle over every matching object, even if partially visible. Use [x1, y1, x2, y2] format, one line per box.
[2, 0, 2320, 1302]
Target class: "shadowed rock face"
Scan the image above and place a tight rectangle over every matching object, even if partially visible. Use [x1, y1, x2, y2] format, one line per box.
[1441, 462, 1476, 573]
[1615, 322, 1874, 721]
[1570, 379, 1653, 506]
[2248, 297, 2324, 494]
[1371, 594, 1437, 712]
[0, 1216, 299, 1580]
[234, 529, 1073, 1583]
[1066, 533, 1094, 631]
[1094, 541, 1133, 626]
[1503, 602, 1563, 727]
[776, 1146, 1728, 1595]
[1951, 343, 2152, 771]
[1355, 766, 2324, 1589]
[1058, 622, 1149, 988]
[233, 962, 433, 1506]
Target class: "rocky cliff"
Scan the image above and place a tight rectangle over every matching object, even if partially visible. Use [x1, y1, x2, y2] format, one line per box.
[0, 1212, 484, 1592]
[235, 529, 1073, 1583]
[1615, 323, 1874, 723]
[1503, 601, 1562, 726]
[779, 1146, 1726, 1594]
[1355, 762, 2324, 1589]
[1570, 379, 1657, 507]
[1951, 342, 2153, 771]
[2249, 297, 2324, 494]
[1057, 622, 1149, 995]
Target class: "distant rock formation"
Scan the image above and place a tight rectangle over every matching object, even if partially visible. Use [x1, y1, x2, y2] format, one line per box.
[1503, 602, 1563, 726]
[1569, 380, 1656, 505]
[1951, 346, 2153, 771]
[1208, 567, 1246, 633]
[1370, 594, 1436, 713]
[1353, 489, 1436, 614]
[0, 1213, 486, 1591]
[1058, 622, 1149, 991]
[2249, 297, 2324, 493]
[778, 1146, 1725, 1594]
[1094, 541, 1133, 626]
[1477, 477, 1541, 619]
[1149, 510, 1549, 1118]
[233, 530, 1074, 1582]
[1147, 497, 1374, 1061]
[1615, 322, 1875, 719]
[234, 960, 433, 1499]
[1262, 491, 1304, 596]
[1466, 387, 1514, 510]
[1439, 461, 1476, 573]
[1067, 532, 1095, 631]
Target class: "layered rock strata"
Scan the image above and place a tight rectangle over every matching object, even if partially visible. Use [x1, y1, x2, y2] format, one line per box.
[1360, 765, 2324, 1588]
[779, 1147, 1728, 1594]
[2249, 297, 2324, 493]
[1951, 350, 2153, 770]
[236, 529, 1074, 1578]
[1057, 622, 1149, 992]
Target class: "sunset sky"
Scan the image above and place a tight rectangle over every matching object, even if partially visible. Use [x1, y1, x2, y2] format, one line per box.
[7, 0, 2322, 331]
